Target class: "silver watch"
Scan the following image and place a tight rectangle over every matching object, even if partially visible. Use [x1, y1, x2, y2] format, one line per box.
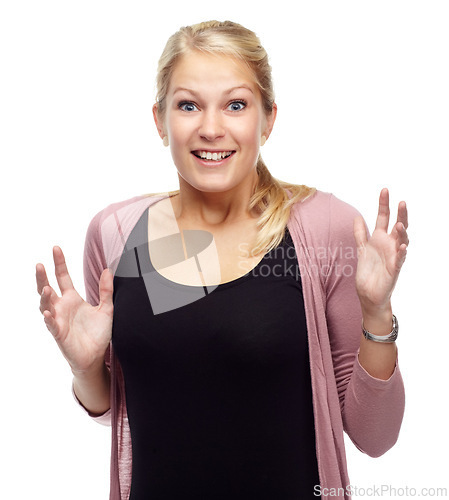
[362, 314, 398, 343]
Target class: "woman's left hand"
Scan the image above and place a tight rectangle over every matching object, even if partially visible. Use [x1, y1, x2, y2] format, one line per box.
[353, 188, 409, 312]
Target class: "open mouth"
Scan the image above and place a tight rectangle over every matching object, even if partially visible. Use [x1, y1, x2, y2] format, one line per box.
[192, 150, 235, 161]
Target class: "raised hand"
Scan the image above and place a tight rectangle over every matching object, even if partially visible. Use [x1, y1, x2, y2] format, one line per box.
[36, 246, 114, 375]
[353, 188, 409, 312]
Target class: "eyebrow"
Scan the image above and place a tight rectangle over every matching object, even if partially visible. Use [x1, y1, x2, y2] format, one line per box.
[172, 85, 254, 97]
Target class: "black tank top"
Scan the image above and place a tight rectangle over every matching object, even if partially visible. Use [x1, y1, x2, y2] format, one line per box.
[112, 208, 320, 499]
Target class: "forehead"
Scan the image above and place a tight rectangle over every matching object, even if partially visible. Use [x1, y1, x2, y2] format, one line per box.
[168, 51, 259, 97]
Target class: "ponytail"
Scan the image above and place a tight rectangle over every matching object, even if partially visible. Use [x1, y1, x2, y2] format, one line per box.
[249, 156, 316, 255]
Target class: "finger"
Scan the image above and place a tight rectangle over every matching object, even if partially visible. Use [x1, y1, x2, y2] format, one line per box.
[36, 263, 51, 295]
[353, 215, 368, 249]
[375, 188, 390, 232]
[40, 285, 57, 316]
[42, 310, 60, 339]
[53, 246, 75, 294]
[396, 200, 408, 230]
[98, 268, 114, 313]
[391, 222, 409, 249]
[395, 243, 408, 271]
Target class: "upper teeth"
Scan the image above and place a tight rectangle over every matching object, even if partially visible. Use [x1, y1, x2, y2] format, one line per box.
[197, 151, 233, 160]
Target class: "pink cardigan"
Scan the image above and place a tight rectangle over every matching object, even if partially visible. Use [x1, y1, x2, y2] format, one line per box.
[77, 190, 405, 500]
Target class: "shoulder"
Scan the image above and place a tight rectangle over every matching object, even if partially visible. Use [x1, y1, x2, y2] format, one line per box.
[292, 189, 361, 219]
[84, 193, 168, 266]
[86, 193, 167, 235]
[292, 189, 362, 224]
[87, 193, 157, 225]
[288, 189, 363, 248]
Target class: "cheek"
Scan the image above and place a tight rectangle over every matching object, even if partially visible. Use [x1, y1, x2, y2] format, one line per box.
[165, 115, 183, 144]
[242, 112, 265, 142]
[165, 119, 195, 172]
[167, 121, 191, 161]
[232, 119, 261, 149]
[241, 125, 263, 156]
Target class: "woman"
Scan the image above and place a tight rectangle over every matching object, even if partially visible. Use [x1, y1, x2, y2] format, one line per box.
[36, 20, 408, 500]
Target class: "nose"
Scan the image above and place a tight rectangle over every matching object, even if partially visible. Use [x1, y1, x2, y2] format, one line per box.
[198, 109, 225, 142]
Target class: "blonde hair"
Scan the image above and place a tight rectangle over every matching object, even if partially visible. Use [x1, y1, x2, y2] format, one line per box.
[153, 20, 316, 255]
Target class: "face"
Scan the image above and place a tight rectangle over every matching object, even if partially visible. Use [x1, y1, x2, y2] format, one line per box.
[153, 51, 276, 196]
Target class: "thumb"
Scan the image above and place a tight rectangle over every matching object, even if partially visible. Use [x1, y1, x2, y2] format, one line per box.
[98, 268, 114, 312]
[353, 215, 368, 250]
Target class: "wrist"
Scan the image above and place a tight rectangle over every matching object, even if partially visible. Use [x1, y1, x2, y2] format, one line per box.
[72, 361, 111, 416]
[71, 359, 108, 381]
[363, 314, 398, 344]
[360, 302, 393, 336]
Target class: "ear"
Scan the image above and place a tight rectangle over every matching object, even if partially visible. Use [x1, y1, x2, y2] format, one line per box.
[153, 103, 166, 140]
[263, 102, 277, 140]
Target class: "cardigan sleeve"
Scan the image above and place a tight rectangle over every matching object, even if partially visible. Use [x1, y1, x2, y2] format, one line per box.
[324, 194, 405, 457]
[71, 208, 112, 426]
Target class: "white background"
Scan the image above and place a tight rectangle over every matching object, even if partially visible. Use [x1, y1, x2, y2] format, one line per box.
[1, 1, 448, 498]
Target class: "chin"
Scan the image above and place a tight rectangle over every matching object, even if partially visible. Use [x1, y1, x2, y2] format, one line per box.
[176, 160, 258, 195]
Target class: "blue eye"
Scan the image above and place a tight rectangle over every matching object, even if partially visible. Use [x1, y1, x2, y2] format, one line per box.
[227, 100, 246, 111]
[178, 101, 198, 112]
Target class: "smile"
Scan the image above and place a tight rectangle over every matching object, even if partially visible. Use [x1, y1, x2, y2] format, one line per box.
[192, 150, 235, 161]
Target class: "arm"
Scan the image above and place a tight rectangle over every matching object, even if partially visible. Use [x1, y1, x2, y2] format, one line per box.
[355, 188, 409, 380]
[324, 192, 406, 457]
[73, 209, 115, 419]
[72, 358, 111, 416]
[36, 211, 114, 422]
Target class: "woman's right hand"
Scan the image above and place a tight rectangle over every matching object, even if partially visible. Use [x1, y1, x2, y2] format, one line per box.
[36, 246, 114, 375]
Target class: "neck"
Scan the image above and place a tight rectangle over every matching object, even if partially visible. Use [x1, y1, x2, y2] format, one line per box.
[171, 174, 260, 227]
